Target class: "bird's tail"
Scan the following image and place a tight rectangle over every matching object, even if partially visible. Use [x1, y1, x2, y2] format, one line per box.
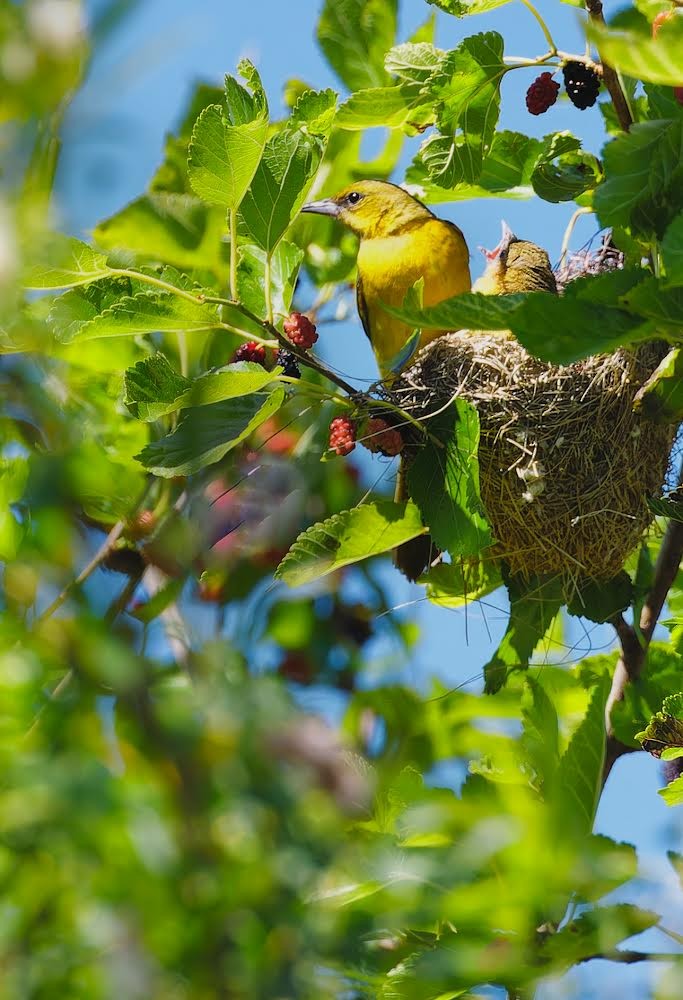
[392, 457, 440, 582]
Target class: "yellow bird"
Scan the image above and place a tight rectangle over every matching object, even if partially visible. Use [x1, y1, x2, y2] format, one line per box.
[302, 179, 471, 375]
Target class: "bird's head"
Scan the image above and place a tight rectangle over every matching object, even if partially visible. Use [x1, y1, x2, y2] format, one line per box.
[475, 221, 557, 295]
[301, 179, 433, 239]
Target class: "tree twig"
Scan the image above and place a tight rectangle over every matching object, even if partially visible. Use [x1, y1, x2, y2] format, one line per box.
[584, 0, 633, 132]
[604, 462, 683, 781]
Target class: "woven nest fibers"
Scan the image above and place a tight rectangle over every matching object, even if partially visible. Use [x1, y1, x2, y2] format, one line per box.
[392, 333, 675, 581]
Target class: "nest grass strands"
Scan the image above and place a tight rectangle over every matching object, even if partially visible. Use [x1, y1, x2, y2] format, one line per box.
[390, 333, 674, 583]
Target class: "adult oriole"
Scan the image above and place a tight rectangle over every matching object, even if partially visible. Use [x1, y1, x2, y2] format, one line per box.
[302, 180, 471, 375]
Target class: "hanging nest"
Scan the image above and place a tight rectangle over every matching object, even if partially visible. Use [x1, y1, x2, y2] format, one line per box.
[390, 332, 675, 583]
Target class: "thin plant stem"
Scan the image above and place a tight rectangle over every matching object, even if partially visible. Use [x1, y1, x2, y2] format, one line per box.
[519, 0, 558, 54]
[559, 206, 592, 267]
[177, 331, 188, 377]
[35, 519, 125, 623]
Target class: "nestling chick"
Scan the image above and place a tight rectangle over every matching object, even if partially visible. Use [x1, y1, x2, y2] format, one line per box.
[302, 180, 471, 375]
[473, 221, 557, 296]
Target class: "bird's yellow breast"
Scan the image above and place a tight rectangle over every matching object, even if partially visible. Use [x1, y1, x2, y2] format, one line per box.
[356, 218, 471, 373]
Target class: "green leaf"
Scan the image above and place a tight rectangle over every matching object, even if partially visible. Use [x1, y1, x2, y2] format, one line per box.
[317, 0, 398, 91]
[187, 60, 268, 209]
[136, 387, 285, 477]
[385, 288, 524, 331]
[660, 773, 683, 805]
[611, 644, 683, 747]
[567, 572, 633, 625]
[290, 88, 338, 136]
[426, 0, 513, 14]
[634, 347, 683, 423]
[125, 356, 277, 421]
[239, 126, 325, 252]
[540, 904, 659, 967]
[635, 691, 683, 757]
[484, 574, 564, 693]
[588, 16, 683, 86]
[93, 193, 228, 274]
[236, 240, 303, 319]
[424, 558, 502, 607]
[552, 674, 610, 840]
[24, 235, 112, 289]
[130, 577, 185, 623]
[531, 142, 602, 204]
[336, 85, 427, 130]
[408, 130, 544, 201]
[124, 354, 192, 420]
[648, 486, 683, 521]
[407, 400, 491, 561]
[275, 500, 427, 587]
[521, 676, 559, 790]
[662, 212, 683, 285]
[52, 287, 219, 343]
[384, 42, 445, 86]
[426, 31, 505, 184]
[594, 119, 683, 239]
[622, 275, 683, 330]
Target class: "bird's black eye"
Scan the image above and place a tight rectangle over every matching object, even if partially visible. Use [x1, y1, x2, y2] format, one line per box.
[347, 191, 362, 205]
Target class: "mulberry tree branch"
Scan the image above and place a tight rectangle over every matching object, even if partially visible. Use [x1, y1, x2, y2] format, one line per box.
[584, 0, 633, 131]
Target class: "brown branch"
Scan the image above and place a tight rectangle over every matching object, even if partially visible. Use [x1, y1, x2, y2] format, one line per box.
[584, 0, 633, 132]
[603, 464, 683, 782]
[577, 949, 682, 965]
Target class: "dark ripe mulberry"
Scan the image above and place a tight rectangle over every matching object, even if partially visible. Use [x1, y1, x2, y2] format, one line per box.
[563, 60, 601, 110]
[275, 349, 301, 379]
[525, 72, 560, 115]
[283, 312, 318, 350]
[233, 341, 266, 365]
[362, 416, 404, 457]
[329, 415, 357, 457]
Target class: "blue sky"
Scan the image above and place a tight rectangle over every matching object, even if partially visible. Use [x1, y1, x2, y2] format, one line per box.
[57, 2, 683, 995]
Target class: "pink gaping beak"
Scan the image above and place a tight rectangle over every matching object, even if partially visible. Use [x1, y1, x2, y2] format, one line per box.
[481, 220, 517, 261]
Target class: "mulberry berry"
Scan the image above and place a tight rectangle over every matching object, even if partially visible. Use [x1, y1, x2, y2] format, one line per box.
[675, 87, 683, 106]
[283, 312, 318, 350]
[525, 72, 560, 115]
[275, 349, 301, 379]
[562, 60, 601, 110]
[362, 416, 404, 457]
[329, 415, 357, 456]
[127, 510, 157, 539]
[233, 341, 266, 365]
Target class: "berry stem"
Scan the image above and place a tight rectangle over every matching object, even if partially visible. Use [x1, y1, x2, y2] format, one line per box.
[518, 0, 558, 55]
[229, 208, 238, 301]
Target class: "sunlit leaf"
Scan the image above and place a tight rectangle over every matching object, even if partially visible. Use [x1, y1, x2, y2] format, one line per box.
[24, 235, 112, 289]
[187, 60, 268, 209]
[276, 501, 427, 587]
[136, 387, 285, 476]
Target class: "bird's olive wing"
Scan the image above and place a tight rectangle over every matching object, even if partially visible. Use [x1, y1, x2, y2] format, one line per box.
[356, 274, 372, 343]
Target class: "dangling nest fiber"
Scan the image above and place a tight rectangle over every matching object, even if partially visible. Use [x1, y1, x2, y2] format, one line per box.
[391, 333, 675, 581]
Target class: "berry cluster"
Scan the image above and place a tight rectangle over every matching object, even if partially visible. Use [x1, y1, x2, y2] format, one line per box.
[562, 60, 601, 110]
[329, 415, 357, 456]
[525, 72, 560, 115]
[362, 416, 404, 457]
[275, 348, 301, 379]
[283, 312, 318, 350]
[233, 341, 266, 365]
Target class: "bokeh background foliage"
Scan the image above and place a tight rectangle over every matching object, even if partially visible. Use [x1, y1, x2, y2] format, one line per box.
[1, 0, 683, 997]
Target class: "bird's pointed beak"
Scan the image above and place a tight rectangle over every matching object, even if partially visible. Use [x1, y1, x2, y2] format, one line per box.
[482, 219, 518, 261]
[301, 198, 340, 217]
